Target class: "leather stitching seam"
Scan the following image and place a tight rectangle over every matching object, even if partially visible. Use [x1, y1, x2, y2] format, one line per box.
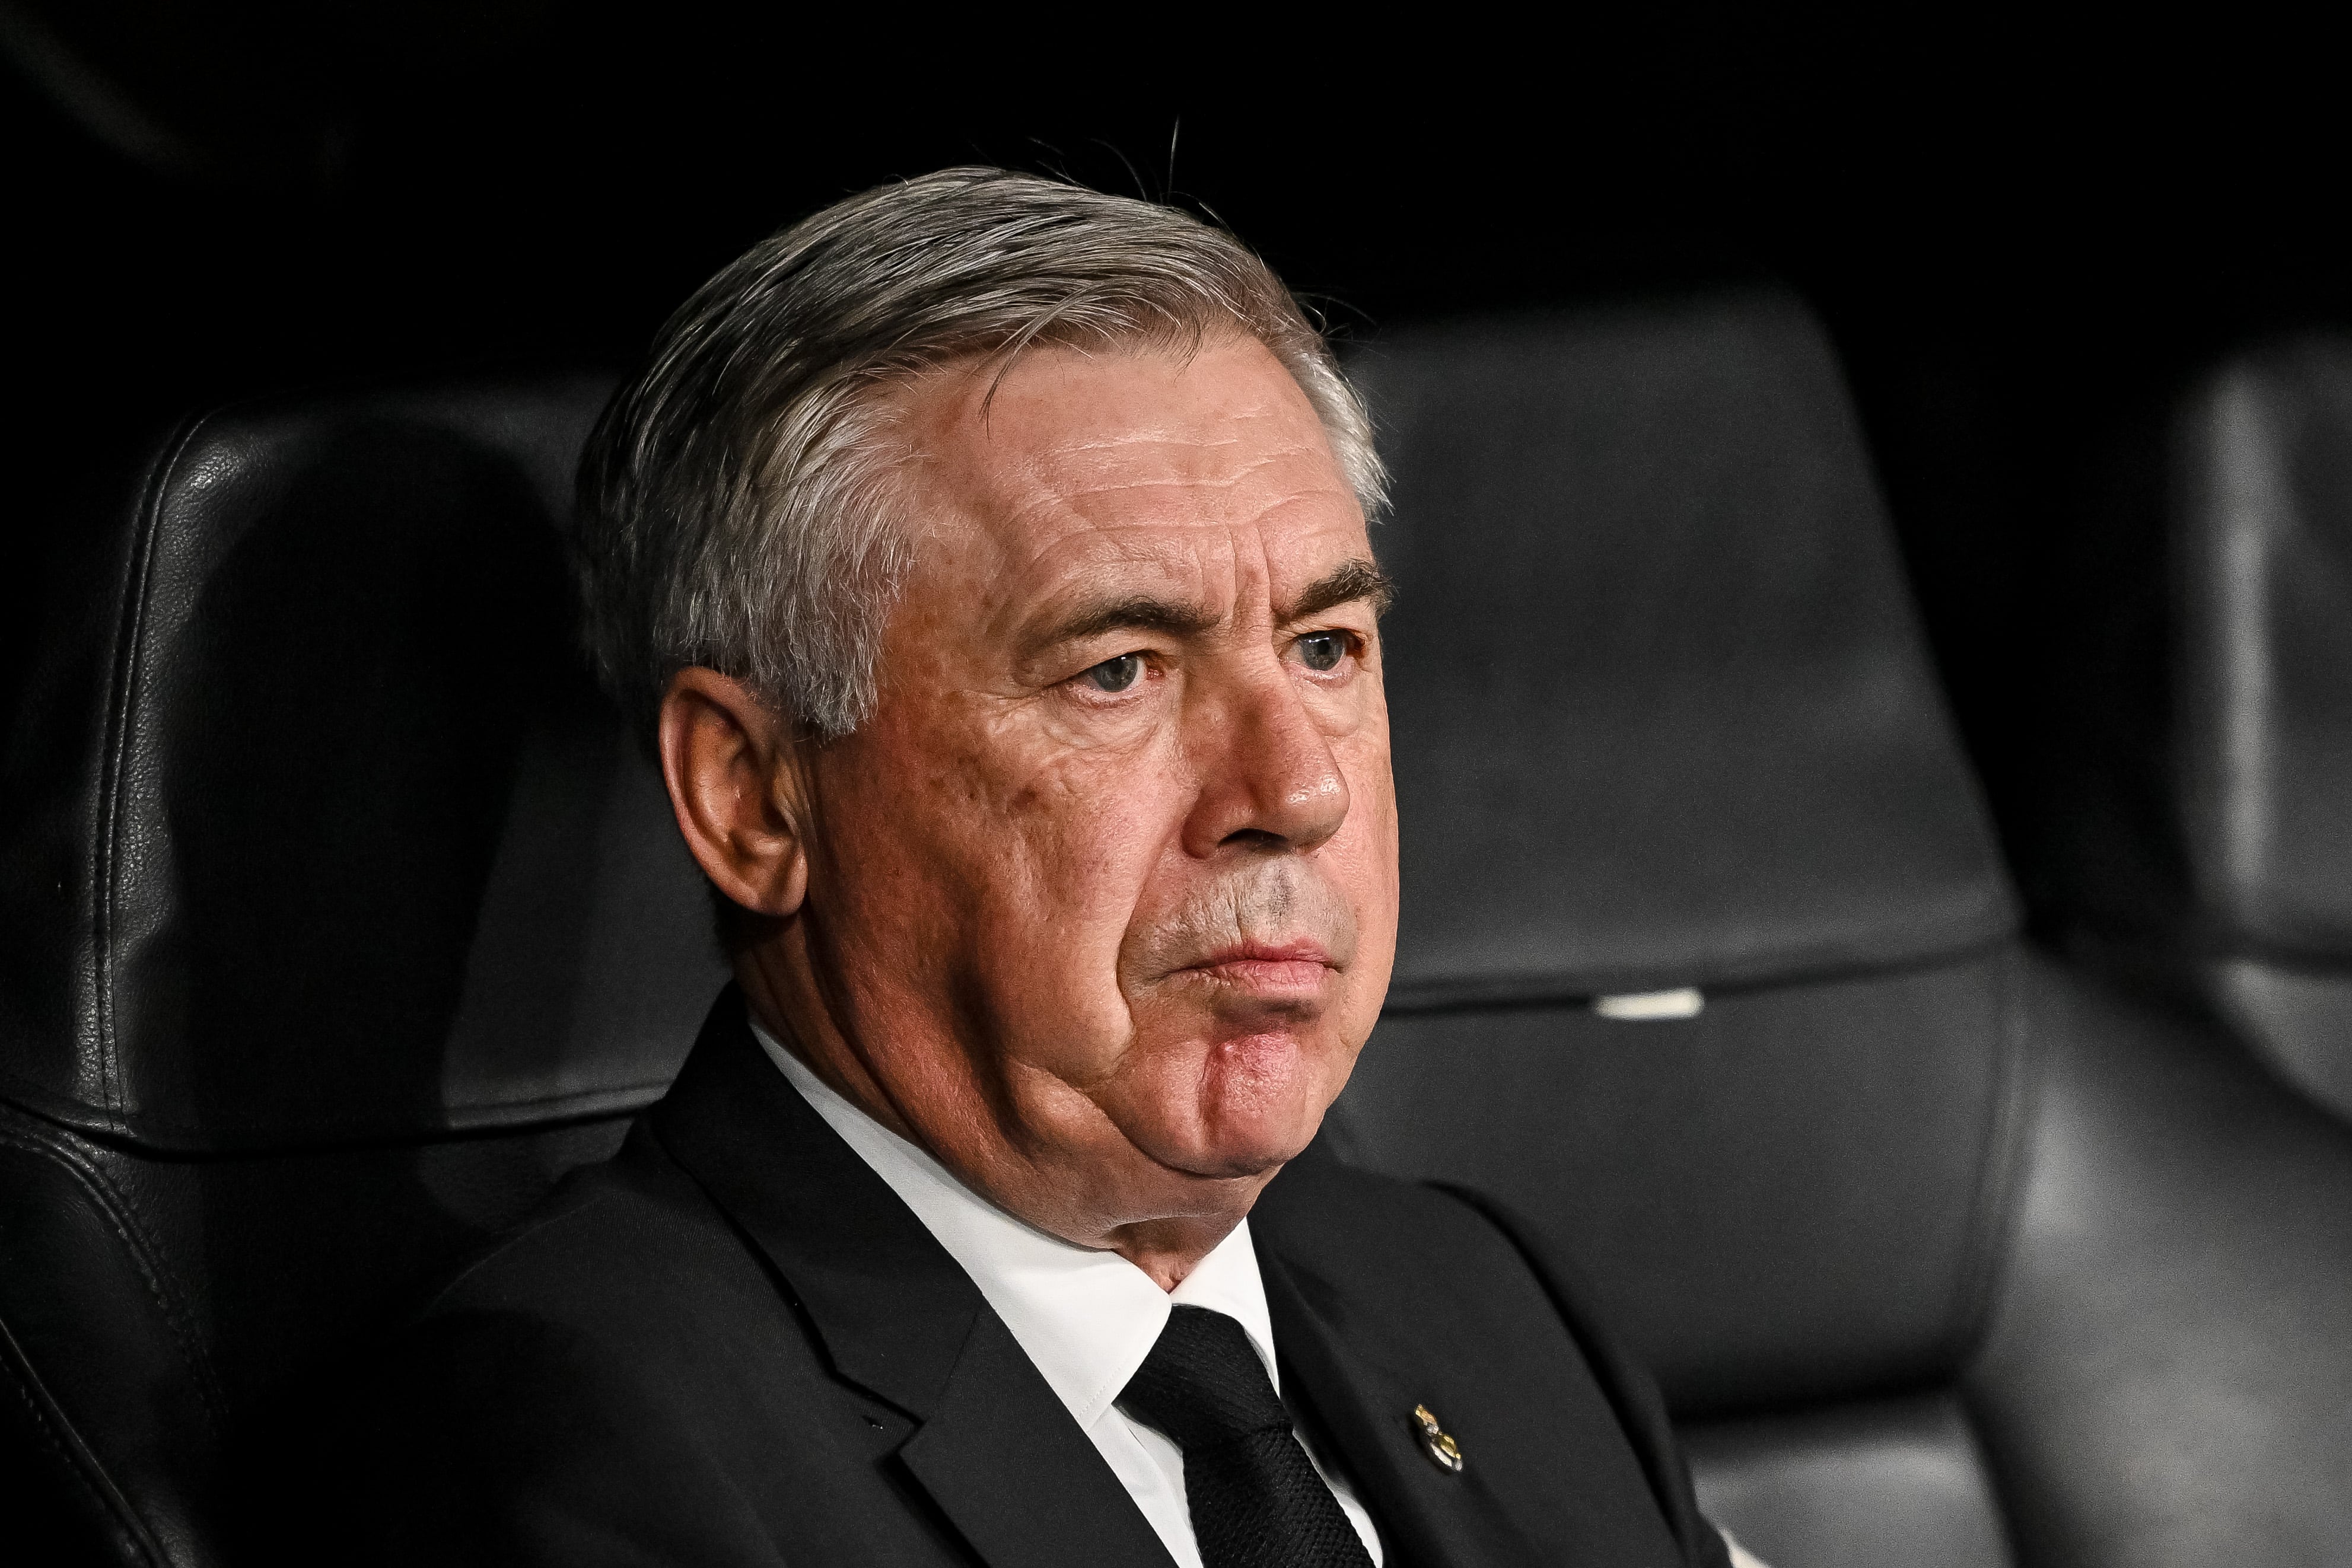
[0, 1308, 173, 1568]
[93, 414, 214, 1127]
[0, 1120, 231, 1433]
[1, 1336, 123, 1528]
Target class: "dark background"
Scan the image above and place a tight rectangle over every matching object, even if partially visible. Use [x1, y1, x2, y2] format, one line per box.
[7, 2, 2347, 925]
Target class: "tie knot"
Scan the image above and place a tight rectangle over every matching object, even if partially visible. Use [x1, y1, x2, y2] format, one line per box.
[1118, 1306, 1290, 1452]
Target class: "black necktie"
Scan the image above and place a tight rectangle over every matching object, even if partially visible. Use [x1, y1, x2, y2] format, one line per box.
[1117, 1305, 1375, 1568]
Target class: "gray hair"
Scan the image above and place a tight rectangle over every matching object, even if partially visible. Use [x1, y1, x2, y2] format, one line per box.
[574, 166, 1386, 741]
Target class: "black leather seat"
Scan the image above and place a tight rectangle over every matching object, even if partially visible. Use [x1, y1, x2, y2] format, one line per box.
[1325, 294, 2352, 1567]
[0, 380, 727, 1565]
[10, 317, 2351, 1568]
[2060, 338, 2352, 1127]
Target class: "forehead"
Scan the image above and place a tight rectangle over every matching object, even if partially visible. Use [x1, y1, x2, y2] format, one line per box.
[891, 337, 1370, 604]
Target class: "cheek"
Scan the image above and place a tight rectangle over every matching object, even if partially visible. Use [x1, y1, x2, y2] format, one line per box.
[960, 734, 1194, 1043]
[1328, 739, 1402, 1009]
[1334, 731, 1401, 902]
[817, 704, 1038, 968]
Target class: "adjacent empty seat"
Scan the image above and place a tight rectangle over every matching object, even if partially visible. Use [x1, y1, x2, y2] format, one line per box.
[0, 380, 727, 1565]
[2120, 340, 2352, 1124]
[1326, 293, 2352, 1567]
[1955, 336, 2352, 1564]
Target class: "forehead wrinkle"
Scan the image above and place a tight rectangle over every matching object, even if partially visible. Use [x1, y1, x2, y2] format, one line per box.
[1034, 427, 1324, 483]
[997, 523, 1265, 664]
[1006, 521, 1230, 622]
[1004, 450, 1350, 554]
[905, 345, 1366, 655]
[950, 409, 1359, 565]
[959, 369, 1343, 539]
[1020, 405, 1328, 487]
[970, 455, 1361, 638]
[991, 477, 1351, 610]
[1046, 426, 1250, 457]
[1037, 402, 1303, 469]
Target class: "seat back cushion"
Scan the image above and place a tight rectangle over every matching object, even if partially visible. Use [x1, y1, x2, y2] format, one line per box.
[1683, 1394, 2013, 1568]
[1322, 297, 2026, 1568]
[1969, 958, 2352, 1568]
[1, 1103, 626, 1567]
[0, 378, 725, 1566]
[2168, 342, 2352, 1120]
[0, 378, 725, 1152]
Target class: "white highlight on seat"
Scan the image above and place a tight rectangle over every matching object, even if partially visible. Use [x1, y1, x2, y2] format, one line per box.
[1592, 987, 1705, 1021]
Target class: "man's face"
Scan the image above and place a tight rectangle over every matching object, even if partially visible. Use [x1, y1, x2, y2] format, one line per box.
[787, 334, 1397, 1251]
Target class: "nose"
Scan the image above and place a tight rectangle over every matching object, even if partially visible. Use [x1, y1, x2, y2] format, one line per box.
[1179, 664, 1351, 858]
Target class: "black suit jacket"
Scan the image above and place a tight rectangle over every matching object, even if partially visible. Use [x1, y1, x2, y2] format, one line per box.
[358, 993, 1732, 1567]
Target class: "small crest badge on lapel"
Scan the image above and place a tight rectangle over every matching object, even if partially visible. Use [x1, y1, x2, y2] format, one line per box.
[1411, 1404, 1464, 1474]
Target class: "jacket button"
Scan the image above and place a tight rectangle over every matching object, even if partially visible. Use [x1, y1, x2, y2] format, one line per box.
[1412, 1404, 1464, 1473]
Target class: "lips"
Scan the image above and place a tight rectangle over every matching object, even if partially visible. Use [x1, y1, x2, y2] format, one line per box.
[1127, 861, 1359, 999]
[1178, 940, 1336, 992]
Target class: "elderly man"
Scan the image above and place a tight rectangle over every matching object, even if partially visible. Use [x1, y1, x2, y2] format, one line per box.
[363, 169, 1741, 1568]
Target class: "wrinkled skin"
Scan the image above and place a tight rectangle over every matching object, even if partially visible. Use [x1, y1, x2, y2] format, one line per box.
[659, 335, 1398, 1287]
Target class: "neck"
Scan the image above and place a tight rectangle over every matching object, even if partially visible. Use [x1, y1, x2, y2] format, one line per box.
[1101, 1216, 1242, 1290]
[737, 929, 924, 1144]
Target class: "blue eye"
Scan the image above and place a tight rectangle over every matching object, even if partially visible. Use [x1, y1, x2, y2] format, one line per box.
[1085, 653, 1145, 692]
[1297, 632, 1347, 672]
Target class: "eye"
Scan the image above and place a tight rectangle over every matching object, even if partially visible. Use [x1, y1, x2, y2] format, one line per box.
[1296, 631, 1348, 673]
[1083, 652, 1145, 693]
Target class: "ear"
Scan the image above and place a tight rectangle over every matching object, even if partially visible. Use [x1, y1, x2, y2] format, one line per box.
[657, 668, 811, 920]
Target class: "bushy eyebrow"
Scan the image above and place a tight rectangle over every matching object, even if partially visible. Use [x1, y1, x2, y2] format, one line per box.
[1035, 556, 1393, 654]
[1047, 594, 1221, 646]
[1284, 557, 1395, 622]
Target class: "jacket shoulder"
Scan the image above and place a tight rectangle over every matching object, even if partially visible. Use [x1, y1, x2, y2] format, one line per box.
[421, 1123, 755, 1327]
[353, 1126, 939, 1566]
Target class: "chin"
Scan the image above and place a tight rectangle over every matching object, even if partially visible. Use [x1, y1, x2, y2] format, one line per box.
[1160, 1029, 1344, 1178]
[1183, 1128, 1317, 1181]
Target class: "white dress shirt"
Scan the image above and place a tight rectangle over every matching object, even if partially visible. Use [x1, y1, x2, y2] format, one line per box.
[749, 1019, 1384, 1568]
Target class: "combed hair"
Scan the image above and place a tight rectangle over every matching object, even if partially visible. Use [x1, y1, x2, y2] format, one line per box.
[574, 166, 1386, 741]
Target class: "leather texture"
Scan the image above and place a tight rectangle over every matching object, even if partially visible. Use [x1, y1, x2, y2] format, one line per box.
[2201, 954, 2352, 1122]
[1, 1098, 629, 1567]
[0, 377, 725, 1152]
[2172, 344, 2352, 959]
[2162, 343, 2352, 1123]
[1683, 1395, 2014, 1568]
[1347, 295, 2014, 1006]
[1331, 955, 2025, 1417]
[354, 993, 1732, 1568]
[0, 378, 714, 1566]
[1330, 292, 2352, 1566]
[14, 307, 2352, 1568]
[1968, 957, 2352, 1567]
[1324, 292, 2031, 1567]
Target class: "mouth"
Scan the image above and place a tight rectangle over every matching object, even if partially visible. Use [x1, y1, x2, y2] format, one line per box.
[1175, 939, 1337, 996]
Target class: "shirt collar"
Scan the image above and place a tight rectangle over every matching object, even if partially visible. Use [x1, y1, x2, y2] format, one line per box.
[747, 1018, 1280, 1432]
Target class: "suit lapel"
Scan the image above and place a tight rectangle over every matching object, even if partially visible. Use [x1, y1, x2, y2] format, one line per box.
[899, 1309, 1177, 1568]
[649, 990, 1175, 1568]
[1261, 1246, 1545, 1568]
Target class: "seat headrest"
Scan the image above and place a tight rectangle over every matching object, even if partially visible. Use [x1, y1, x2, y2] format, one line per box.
[1352, 291, 2015, 1008]
[0, 378, 727, 1152]
[2173, 340, 2352, 961]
